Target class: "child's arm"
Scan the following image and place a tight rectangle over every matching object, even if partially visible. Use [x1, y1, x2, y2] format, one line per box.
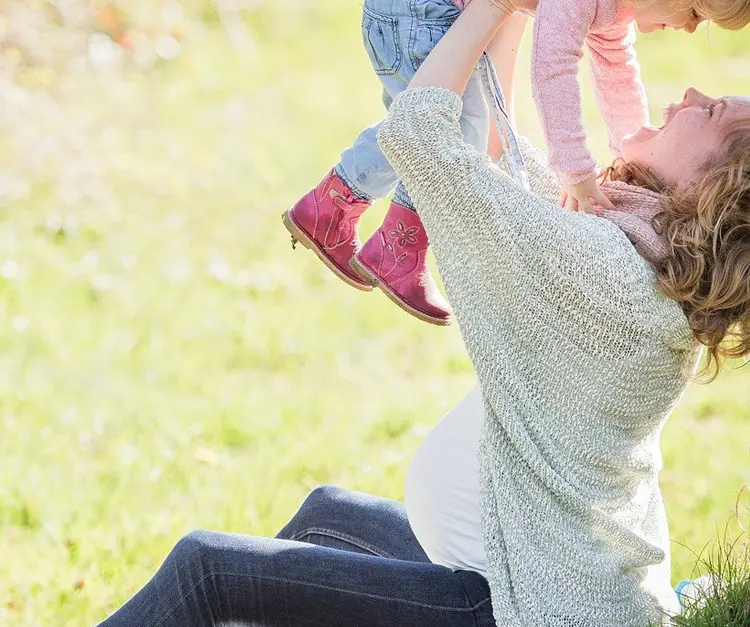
[586, 24, 649, 159]
[530, 0, 598, 187]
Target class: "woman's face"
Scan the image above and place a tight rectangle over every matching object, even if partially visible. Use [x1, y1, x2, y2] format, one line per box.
[620, 88, 750, 187]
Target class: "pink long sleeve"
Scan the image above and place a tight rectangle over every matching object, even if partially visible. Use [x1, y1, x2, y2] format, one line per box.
[587, 23, 649, 158]
[531, 0, 646, 185]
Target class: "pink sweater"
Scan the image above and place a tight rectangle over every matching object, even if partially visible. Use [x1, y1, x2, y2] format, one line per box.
[454, 0, 648, 185]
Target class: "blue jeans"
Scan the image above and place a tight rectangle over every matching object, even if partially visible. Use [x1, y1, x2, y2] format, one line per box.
[336, 0, 490, 210]
[96, 486, 495, 626]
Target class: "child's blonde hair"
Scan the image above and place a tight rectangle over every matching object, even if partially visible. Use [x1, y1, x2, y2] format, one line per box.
[688, 0, 750, 29]
[626, 0, 750, 29]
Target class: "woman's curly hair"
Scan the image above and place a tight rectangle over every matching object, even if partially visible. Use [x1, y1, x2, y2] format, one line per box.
[605, 124, 750, 380]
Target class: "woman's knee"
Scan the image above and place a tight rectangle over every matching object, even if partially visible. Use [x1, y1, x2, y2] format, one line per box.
[168, 529, 224, 573]
[304, 485, 347, 509]
[276, 485, 347, 540]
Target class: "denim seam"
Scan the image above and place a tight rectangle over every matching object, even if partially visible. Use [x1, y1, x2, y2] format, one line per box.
[408, 0, 417, 72]
[457, 574, 493, 626]
[334, 164, 375, 201]
[406, 0, 456, 73]
[289, 526, 397, 559]
[362, 6, 401, 76]
[153, 570, 488, 624]
[393, 184, 415, 210]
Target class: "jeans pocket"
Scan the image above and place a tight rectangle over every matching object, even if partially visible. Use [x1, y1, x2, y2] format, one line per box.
[409, 19, 453, 72]
[362, 7, 401, 76]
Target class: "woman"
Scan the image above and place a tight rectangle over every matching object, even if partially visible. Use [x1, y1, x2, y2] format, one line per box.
[97, 0, 750, 624]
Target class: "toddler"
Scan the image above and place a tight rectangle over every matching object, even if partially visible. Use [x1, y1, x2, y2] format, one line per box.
[283, 0, 749, 326]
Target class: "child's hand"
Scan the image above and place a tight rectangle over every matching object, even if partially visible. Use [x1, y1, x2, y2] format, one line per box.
[559, 176, 615, 214]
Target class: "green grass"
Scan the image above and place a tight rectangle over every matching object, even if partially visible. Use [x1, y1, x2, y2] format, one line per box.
[671, 531, 750, 627]
[0, 3, 749, 624]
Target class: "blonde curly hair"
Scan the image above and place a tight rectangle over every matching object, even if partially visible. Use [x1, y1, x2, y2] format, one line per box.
[605, 122, 750, 380]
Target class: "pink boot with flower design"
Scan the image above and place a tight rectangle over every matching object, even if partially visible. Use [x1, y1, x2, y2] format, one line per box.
[282, 170, 373, 291]
[350, 201, 452, 326]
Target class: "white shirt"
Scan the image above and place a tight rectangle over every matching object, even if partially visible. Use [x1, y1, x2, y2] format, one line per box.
[405, 385, 487, 575]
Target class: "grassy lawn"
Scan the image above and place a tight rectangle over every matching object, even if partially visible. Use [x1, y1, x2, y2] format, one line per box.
[0, 2, 748, 624]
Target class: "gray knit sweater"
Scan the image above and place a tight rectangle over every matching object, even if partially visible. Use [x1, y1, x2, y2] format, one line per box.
[377, 87, 699, 627]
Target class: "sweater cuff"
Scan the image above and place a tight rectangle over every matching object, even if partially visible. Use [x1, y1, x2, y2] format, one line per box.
[390, 87, 464, 120]
[557, 168, 598, 187]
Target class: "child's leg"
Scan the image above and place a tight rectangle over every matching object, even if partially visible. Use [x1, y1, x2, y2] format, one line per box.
[281, 1, 420, 291]
[346, 0, 490, 209]
[335, 89, 397, 203]
[350, 0, 491, 326]
[333, 0, 425, 203]
[282, 50, 400, 292]
[282, 0, 461, 296]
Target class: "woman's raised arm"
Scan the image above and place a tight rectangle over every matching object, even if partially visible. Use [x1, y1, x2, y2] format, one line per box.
[486, 13, 529, 159]
[408, 0, 515, 94]
[376, 0, 650, 371]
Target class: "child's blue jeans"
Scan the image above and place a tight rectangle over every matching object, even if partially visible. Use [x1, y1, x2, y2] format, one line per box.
[336, 0, 490, 211]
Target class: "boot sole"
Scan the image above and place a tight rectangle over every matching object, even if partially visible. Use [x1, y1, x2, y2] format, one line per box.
[349, 256, 452, 327]
[281, 211, 374, 292]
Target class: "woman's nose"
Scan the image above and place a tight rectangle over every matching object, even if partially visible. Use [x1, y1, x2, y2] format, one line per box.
[684, 87, 709, 105]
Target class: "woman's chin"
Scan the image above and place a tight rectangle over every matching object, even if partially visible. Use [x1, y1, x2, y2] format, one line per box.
[624, 125, 661, 147]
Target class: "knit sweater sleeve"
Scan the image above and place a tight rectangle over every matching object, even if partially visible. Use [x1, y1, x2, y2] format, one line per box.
[515, 137, 560, 204]
[586, 23, 649, 158]
[377, 87, 642, 354]
[531, 0, 598, 185]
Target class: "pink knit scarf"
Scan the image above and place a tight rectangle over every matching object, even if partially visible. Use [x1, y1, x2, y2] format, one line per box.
[598, 181, 668, 264]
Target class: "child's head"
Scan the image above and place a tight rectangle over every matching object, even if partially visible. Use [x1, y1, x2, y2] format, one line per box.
[631, 0, 750, 33]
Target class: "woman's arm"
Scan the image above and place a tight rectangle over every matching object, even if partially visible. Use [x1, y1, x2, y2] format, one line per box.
[408, 0, 516, 93]
[486, 14, 528, 161]
[377, 0, 645, 347]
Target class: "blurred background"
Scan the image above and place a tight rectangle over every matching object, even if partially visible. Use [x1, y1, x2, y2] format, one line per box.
[0, 1, 748, 624]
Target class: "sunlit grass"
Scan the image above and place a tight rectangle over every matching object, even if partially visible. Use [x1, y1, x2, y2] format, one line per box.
[0, 4, 748, 625]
